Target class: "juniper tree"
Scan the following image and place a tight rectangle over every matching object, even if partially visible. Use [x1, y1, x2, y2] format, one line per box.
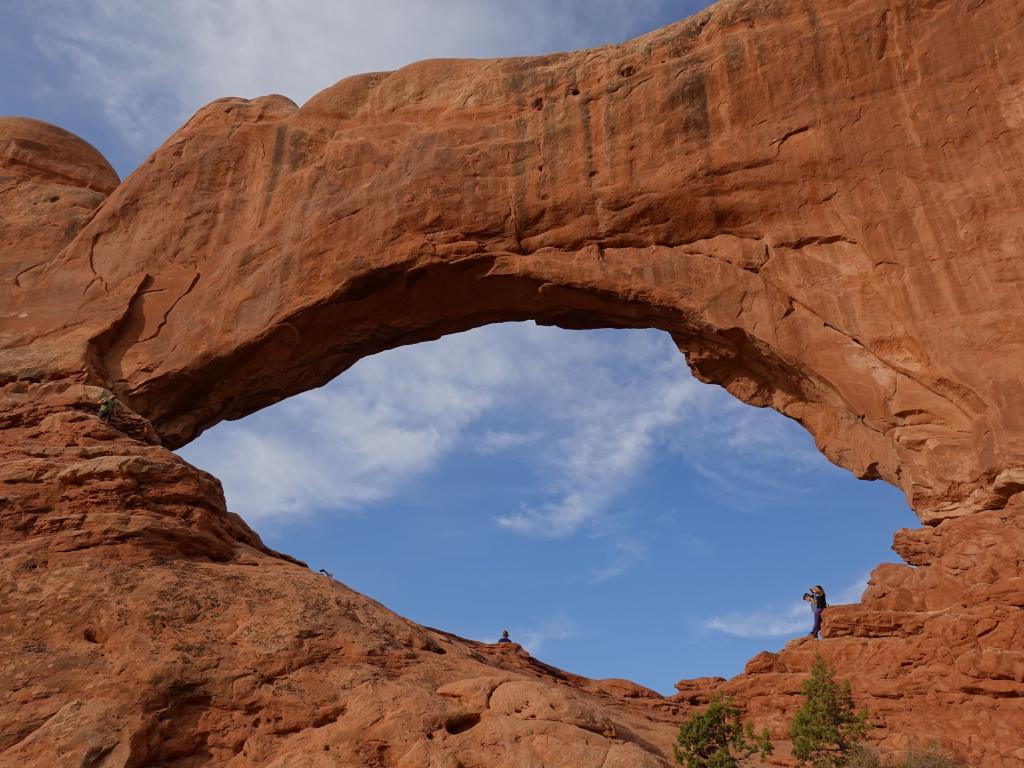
[789, 655, 872, 768]
[674, 694, 773, 768]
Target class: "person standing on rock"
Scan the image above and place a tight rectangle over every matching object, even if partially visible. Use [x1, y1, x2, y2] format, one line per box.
[98, 393, 116, 423]
[803, 585, 827, 639]
[497, 630, 512, 644]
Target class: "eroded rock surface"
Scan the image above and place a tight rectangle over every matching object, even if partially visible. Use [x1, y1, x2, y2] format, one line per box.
[2, 0, 1024, 764]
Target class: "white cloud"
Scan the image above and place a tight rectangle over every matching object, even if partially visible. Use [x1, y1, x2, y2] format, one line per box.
[493, 333, 704, 537]
[588, 537, 647, 583]
[180, 323, 700, 529]
[702, 604, 811, 639]
[665, 392, 832, 512]
[179, 321, 837, 554]
[700, 573, 871, 639]
[511, 612, 578, 655]
[179, 323, 515, 520]
[31, 0, 685, 161]
[476, 430, 542, 455]
[832, 573, 870, 605]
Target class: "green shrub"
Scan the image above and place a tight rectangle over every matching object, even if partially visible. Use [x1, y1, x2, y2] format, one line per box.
[843, 747, 883, 768]
[789, 655, 872, 768]
[899, 745, 966, 768]
[844, 744, 965, 768]
[674, 694, 773, 768]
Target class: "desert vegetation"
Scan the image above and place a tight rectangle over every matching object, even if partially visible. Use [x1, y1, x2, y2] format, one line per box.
[676, 656, 965, 768]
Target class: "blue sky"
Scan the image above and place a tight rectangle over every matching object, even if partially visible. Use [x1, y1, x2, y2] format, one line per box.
[4, 1, 917, 693]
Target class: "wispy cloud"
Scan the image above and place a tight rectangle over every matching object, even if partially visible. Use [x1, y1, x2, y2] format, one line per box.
[666, 395, 829, 511]
[702, 604, 811, 639]
[181, 324, 697, 531]
[588, 537, 647, 583]
[29, 0, 690, 166]
[494, 333, 704, 537]
[512, 612, 579, 655]
[476, 430, 543, 455]
[179, 324, 514, 521]
[700, 573, 871, 639]
[832, 573, 870, 605]
[180, 321, 837, 552]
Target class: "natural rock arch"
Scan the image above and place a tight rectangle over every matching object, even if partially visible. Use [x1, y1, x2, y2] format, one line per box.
[2, 0, 1024, 765]
[5, 0, 1024, 524]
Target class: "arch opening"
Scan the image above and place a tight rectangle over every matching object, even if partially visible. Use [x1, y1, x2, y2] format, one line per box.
[177, 322, 917, 693]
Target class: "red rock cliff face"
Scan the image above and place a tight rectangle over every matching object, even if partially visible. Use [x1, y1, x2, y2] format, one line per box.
[2, 0, 1023, 765]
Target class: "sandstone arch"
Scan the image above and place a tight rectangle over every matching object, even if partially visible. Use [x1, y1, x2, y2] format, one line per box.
[3, 0, 1024, 765]
[7, 0, 1024, 525]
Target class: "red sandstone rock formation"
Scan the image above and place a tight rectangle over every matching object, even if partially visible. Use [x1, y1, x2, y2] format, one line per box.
[2, 0, 1024, 765]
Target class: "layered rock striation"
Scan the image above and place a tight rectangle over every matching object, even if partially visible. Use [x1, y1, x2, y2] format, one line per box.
[2, 0, 1024, 764]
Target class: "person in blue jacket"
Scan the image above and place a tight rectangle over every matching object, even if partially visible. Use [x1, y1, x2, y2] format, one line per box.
[803, 585, 828, 639]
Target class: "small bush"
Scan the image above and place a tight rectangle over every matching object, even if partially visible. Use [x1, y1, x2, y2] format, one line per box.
[844, 747, 882, 768]
[900, 745, 966, 768]
[674, 694, 773, 768]
[844, 744, 965, 768]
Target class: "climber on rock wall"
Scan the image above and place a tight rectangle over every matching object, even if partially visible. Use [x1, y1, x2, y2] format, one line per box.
[98, 394, 116, 423]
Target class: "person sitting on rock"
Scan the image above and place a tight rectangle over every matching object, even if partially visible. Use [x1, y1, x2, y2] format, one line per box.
[98, 394, 116, 423]
[497, 630, 512, 644]
[802, 585, 828, 639]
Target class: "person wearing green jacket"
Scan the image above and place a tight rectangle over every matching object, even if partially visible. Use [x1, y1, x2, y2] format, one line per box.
[98, 394, 115, 423]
